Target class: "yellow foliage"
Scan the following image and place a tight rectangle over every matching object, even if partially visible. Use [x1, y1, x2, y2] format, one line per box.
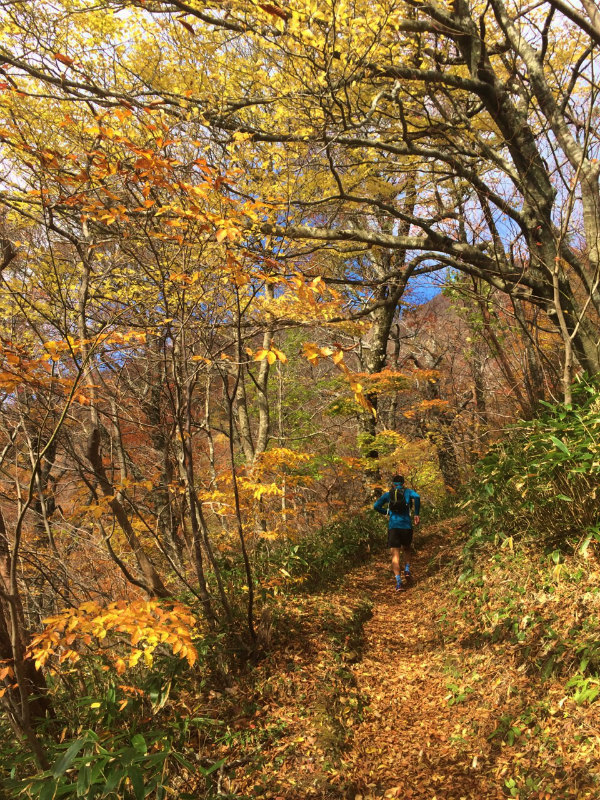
[238, 478, 284, 500]
[250, 345, 287, 364]
[255, 448, 311, 472]
[403, 398, 450, 419]
[28, 600, 199, 675]
[303, 343, 375, 416]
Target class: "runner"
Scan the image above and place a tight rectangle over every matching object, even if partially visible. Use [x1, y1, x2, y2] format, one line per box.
[373, 475, 420, 591]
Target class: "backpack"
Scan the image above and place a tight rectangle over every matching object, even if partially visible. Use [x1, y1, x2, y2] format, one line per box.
[388, 486, 409, 514]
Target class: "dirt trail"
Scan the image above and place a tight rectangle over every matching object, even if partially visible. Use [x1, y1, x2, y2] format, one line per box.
[337, 522, 503, 800]
[229, 522, 568, 799]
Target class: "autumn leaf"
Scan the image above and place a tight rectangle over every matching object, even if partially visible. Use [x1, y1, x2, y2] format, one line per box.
[232, 131, 253, 144]
[177, 16, 195, 34]
[258, 4, 290, 21]
[53, 53, 74, 66]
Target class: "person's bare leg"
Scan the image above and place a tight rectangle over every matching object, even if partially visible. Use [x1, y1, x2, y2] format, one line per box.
[391, 548, 405, 590]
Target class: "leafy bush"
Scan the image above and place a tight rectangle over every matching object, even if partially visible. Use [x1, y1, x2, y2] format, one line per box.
[252, 511, 384, 595]
[9, 729, 172, 800]
[462, 377, 600, 551]
[4, 723, 228, 800]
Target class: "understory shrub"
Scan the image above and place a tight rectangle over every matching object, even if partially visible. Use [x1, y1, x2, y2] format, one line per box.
[462, 377, 600, 551]
[249, 511, 384, 596]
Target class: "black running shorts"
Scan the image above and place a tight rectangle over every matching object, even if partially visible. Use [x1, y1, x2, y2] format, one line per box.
[388, 528, 413, 548]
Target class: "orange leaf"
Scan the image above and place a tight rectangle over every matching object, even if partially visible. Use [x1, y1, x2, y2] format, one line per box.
[54, 53, 74, 66]
[259, 3, 290, 21]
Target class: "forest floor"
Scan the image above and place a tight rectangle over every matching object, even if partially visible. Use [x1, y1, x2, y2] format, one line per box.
[195, 519, 600, 800]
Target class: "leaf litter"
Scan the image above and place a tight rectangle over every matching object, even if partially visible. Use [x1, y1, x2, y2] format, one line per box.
[186, 519, 600, 799]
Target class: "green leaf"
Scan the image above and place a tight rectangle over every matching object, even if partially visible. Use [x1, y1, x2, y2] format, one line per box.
[549, 435, 570, 456]
[541, 654, 555, 680]
[579, 535, 593, 556]
[128, 765, 145, 800]
[76, 763, 92, 797]
[131, 734, 147, 755]
[199, 757, 226, 777]
[52, 738, 87, 777]
[89, 756, 109, 784]
[40, 780, 58, 800]
[103, 767, 125, 794]
[171, 752, 196, 771]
